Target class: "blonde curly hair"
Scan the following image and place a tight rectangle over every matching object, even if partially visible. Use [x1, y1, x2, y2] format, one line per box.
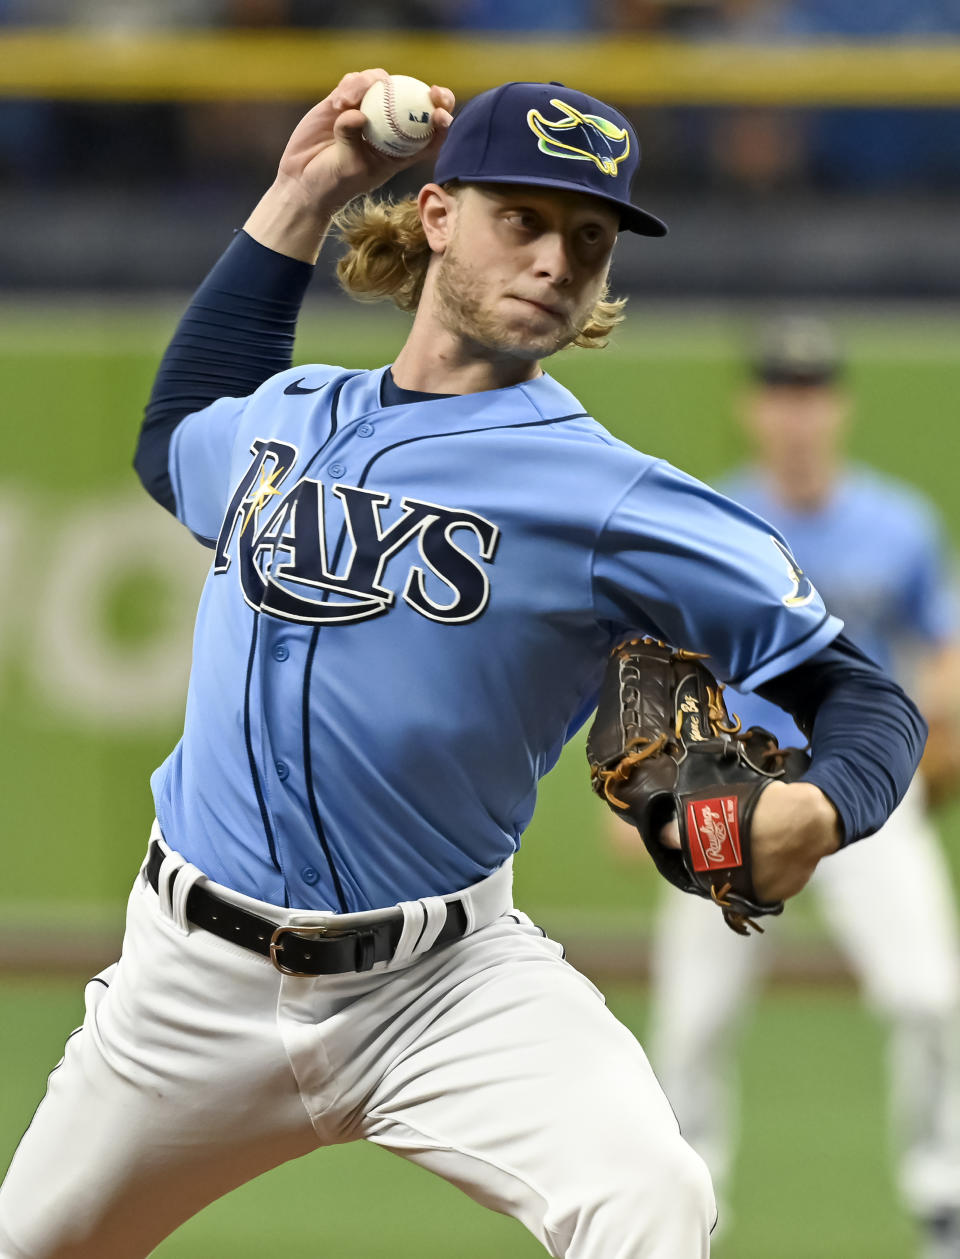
[332, 191, 627, 350]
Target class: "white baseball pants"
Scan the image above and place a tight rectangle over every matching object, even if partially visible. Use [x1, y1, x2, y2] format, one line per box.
[0, 831, 714, 1259]
[649, 781, 960, 1218]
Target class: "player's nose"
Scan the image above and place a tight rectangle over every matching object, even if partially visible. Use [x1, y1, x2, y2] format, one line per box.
[531, 230, 574, 286]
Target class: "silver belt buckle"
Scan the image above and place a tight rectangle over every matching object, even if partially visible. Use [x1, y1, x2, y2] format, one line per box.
[269, 921, 346, 977]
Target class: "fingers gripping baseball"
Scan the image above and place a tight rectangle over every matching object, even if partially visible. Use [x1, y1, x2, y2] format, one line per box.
[277, 70, 454, 214]
[246, 70, 453, 261]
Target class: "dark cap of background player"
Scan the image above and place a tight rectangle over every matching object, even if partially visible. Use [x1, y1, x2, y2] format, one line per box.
[433, 81, 668, 237]
[751, 317, 844, 387]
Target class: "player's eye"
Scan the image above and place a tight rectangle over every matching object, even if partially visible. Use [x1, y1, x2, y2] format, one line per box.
[579, 224, 607, 248]
[504, 210, 539, 233]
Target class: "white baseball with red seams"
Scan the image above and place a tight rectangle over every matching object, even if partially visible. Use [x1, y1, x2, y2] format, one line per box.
[360, 75, 435, 158]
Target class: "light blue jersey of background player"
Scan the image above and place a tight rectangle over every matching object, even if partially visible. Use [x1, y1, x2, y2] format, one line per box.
[727, 465, 957, 748]
[155, 362, 841, 912]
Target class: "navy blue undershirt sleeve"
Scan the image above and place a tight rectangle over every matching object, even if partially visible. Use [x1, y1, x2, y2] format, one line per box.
[755, 632, 927, 846]
[134, 230, 315, 513]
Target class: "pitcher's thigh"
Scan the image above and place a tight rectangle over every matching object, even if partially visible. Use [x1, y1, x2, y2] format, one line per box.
[0, 899, 317, 1258]
[363, 919, 715, 1259]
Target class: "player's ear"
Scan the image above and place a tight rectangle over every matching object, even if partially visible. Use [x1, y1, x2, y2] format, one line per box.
[418, 182, 457, 254]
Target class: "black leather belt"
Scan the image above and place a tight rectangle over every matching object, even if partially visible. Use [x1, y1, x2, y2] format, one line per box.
[145, 841, 469, 976]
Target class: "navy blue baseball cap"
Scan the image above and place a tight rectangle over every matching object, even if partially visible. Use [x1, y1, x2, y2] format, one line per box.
[751, 317, 844, 386]
[433, 81, 668, 237]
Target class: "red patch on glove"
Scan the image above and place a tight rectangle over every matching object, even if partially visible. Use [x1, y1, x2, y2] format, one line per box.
[686, 796, 743, 871]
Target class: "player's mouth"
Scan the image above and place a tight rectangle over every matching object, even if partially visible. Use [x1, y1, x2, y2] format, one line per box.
[510, 295, 568, 321]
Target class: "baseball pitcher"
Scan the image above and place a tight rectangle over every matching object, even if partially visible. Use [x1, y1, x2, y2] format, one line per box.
[0, 73, 925, 1259]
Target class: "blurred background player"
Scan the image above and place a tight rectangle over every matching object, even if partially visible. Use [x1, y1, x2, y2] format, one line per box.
[639, 317, 960, 1259]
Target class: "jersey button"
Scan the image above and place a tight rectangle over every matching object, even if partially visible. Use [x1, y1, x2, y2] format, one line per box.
[357, 423, 374, 438]
[301, 866, 320, 886]
[327, 462, 346, 478]
[272, 643, 289, 662]
[275, 760, 289, 781]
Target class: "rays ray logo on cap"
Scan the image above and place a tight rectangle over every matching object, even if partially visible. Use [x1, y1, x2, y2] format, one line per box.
[526, 98, 630, 177]
[432, 81, 668, 236]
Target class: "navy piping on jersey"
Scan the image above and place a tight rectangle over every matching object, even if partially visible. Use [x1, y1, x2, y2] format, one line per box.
[243, 613, 284, 886]
[296, 375, 360, 913]
[298, 373, 362, 482]
[354, 411, 591, 489]
[191, 529, 217, 551]
[727, 609, 833, 690]
[302, 627, 349, 912]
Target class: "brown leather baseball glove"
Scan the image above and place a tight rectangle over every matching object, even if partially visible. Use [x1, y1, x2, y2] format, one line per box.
[586, 638, 810, 935]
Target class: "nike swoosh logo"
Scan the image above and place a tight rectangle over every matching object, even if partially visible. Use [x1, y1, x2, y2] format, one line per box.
[283, 378, 324, 396]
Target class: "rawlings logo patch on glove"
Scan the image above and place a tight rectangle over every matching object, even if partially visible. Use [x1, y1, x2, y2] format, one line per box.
[686, 797, 743, 870]
[586, 638, 810, 935]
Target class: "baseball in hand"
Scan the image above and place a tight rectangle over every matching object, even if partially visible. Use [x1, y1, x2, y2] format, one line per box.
[360, 75, 436, 159]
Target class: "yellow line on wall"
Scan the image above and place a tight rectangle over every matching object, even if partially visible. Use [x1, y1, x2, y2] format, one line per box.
[1, 30, 960, 104]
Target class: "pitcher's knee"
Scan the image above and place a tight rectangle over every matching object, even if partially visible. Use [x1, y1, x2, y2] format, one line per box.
[554, 1137, 716, 1257]
[639, 1136, 716, 1233]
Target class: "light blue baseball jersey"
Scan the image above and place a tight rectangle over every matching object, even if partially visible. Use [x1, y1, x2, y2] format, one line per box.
[154, 365, 842, 911]
[724, 465, 957, 748]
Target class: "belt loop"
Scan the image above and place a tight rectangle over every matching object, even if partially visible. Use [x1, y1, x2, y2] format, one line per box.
[391, 896, 458, 967]
[414, 897, 447, 955]
[169, 862, 205, 935]
[391, 902, 428, 967]
[157, 852, 186, 923]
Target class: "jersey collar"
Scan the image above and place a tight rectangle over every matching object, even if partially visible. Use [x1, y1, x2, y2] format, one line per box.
[338, 366, 590, 438]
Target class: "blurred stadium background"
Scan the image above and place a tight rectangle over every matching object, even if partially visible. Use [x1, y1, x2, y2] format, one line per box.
[2, 2, 960, 1256]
